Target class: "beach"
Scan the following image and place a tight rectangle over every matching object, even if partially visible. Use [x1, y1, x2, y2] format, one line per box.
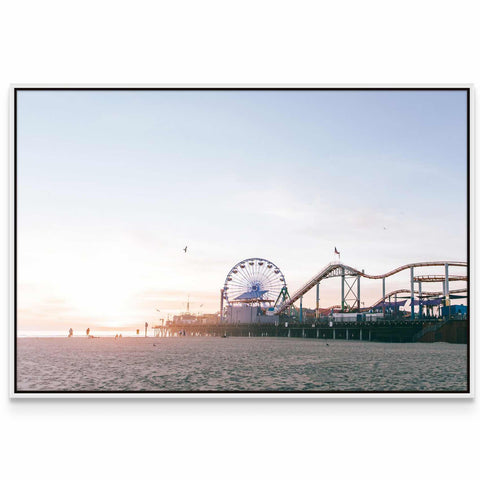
[16, 336, 468, 392]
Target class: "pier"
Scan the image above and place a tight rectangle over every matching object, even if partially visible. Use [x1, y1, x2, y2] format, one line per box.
[153, 317, 467, 343]
[152, 258, 468, 344]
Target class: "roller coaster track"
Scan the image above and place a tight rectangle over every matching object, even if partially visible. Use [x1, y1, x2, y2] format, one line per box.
[316, 287, 467, 313]
[413, 275, 467, 283]
[370, 288, 467, 308]
[275, 261, 467, 314]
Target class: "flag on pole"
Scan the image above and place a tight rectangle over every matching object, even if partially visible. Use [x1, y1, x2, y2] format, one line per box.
[334, 247, 340, 255]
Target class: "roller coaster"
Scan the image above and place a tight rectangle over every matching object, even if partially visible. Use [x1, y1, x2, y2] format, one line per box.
[274, 261, 468, 319]
[370, 288, 467, 308]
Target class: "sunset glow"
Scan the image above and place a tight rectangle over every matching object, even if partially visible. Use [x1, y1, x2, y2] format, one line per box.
[17, 89, 468, 335]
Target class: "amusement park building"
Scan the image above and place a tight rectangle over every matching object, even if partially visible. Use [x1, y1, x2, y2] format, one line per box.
[225, 305, 279, 324]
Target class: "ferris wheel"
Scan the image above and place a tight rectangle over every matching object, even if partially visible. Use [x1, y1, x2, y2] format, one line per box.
[223, 258, 287, 306]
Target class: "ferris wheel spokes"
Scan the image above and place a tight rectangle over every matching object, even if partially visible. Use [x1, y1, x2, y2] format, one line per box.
[223, 258, 287, 307]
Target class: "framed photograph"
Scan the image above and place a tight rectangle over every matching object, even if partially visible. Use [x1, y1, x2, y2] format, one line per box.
[10, 85, 472, 397]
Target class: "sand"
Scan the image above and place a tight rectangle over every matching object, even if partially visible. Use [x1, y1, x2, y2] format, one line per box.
[16, 336, 468, 392]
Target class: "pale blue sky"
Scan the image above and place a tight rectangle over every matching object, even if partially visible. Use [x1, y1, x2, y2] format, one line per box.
[17, 89, 468, 331]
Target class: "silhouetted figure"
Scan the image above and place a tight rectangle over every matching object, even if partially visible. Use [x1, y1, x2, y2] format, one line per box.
[86, 328, 90, 336]
[183, 246, 188, 253]
[68, 328, 73, 338]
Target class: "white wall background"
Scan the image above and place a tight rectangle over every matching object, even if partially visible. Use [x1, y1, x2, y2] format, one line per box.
[1, 1, 478, 479]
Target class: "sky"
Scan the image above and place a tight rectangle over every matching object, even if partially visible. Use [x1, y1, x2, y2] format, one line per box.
[16, 89, 468, 333]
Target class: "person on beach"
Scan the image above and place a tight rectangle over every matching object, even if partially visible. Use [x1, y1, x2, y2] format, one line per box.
[86, 328, 90, 336]
[68, 328, 73, 337]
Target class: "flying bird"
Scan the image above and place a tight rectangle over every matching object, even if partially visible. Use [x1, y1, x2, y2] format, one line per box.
[183, 246, 188, 253]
